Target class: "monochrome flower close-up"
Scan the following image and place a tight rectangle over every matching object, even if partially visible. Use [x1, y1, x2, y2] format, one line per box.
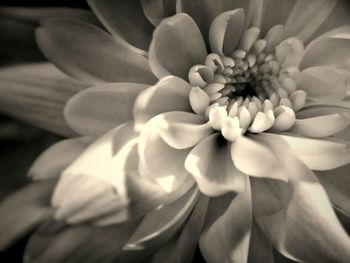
[0, 0, 350, 262]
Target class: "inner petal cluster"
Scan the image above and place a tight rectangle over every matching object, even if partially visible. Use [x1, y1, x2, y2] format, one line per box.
[188, 26, 308, 141]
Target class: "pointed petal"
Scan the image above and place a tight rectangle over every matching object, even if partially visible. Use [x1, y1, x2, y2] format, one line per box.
[29, 137, 93, 180]
[88, 0, 153, 54]
[134, 76, 192, 131]
[252, 175, 350, 262]
[24, 219, 147, 263]
[36, 19, 156, 84]
[297, 67, 348, 103]
[231, 136, 288, 181]
[151, 195, 209, 263]
[291, 113, 350, 138]
[209, 9, 245, 56]
[151, 111, 213, 149]
[149, 13, 207, 79]
[247, 220, 274, 263]
[51, 123, 168, 225]
[141, 0, 177, 26]
[185, 133, 247, 196]
[317, 164, 350, 217]
[0, 63, 84, 136]
[124, 187, 198, 250]
[200, 179, 252, 263]
[64, 83, 149, 137]
[138, 116, 194, 192]
[252, 133, 350, 262]
[301, 26, 350, 71]
[284, 0, 336, 42]
[0, 180, 56, 250]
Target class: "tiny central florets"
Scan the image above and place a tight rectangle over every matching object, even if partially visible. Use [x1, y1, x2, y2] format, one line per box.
[188, 27, 307, 141]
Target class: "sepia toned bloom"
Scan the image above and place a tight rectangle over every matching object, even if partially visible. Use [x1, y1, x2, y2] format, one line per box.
[1, 0, 350, 262]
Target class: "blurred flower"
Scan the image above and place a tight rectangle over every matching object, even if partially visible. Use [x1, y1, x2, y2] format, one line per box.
[1, 0, 350, 262]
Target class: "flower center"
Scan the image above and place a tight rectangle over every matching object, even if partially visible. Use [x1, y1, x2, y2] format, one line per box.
[188, 27, 307, 141]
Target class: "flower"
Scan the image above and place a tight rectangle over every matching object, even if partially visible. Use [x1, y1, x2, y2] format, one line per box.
[1, 0, 350, 262]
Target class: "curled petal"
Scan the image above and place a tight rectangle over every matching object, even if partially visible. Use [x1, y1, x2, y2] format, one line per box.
[133, 76, 192, 131]
[141, 0, 177, 26]
[65, 83, 149, 137]
[185, 133, 247, 196]
[149, 13, 207, 79]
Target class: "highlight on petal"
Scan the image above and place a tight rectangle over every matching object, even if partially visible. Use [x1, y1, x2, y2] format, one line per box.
[65, 83, 149, 137]
[301, 26, 350, 71]
[29, 137, 93, 180]
[52, 123, 169, 225]
[275, 37, 304, 69]
[231, 135, 287, 181]
[0, 63, 83, 136]
[124, 187, 198, 250]
[133, 76, 192, 131]
[149, 13, 207, 79]
[291, 113, 350, 138]
[0, 180, 56, 250]
[200, 179, 252, 263]
[88, 0, 154, 54]
[36, 18, 156, 84]
[317, 164, 350, 217]
[185, 133, 247, 196]
[266, 133, 350, 171]
[24, 218, 146, 263]
[151, 195, 209, 263]
[284, 0, 337, 42]
[297, 67, 348, 103]
[208, 9, 245, 56]
[138, 116, 194, 193]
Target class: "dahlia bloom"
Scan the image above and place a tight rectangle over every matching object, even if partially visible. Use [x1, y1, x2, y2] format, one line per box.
[1, 0, 350, 262]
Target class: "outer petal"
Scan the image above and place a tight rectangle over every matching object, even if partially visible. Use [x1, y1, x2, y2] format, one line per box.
[64, 83, 149, 137]
[36, 19, 156, 84]
[200, 179, 252, 263]
[301, 26, 350, 71]
[133, 76, 192, 131]
[124, 187, 198, 250]
[252, 133, 350, 262]
[297, 67, 348, 103]
[151, 195, 209, 263]
[284, 0, 336, 42]
[185, 133, 247, 196]
[317, 164, 350, 217]
[0, 63, 83, 136]
[268, 133, 350, 171]
[24, 219, 148, 263]
[149, 13, 207, 79]
[52, 123, 168, 225]
[29, 137, 93, 180]
[0, 180, 55, 250]
[138, 115, 194, 192]
[88, 0, 153, 54]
